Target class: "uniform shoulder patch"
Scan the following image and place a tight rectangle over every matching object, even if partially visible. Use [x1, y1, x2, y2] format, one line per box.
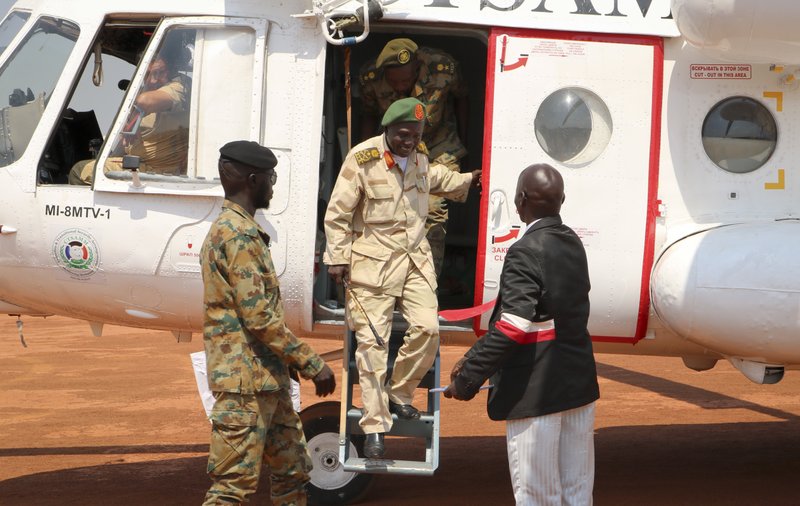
[354, 147, 382, 165]
[417, 141, 429, 155]
[430, 60, 455, 75]
[421, 48, 456, 76]
[340, 167, 357, 181]
[359, 65, 380, 86]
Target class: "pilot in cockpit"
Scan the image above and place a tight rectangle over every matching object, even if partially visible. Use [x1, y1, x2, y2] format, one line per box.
[68, 40, 190, 185]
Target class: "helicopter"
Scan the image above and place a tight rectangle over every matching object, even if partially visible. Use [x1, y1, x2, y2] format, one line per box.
[3, 0, 800, 502]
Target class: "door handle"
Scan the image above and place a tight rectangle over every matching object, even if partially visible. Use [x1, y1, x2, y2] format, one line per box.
[0, 225, 17, 235]
[490, 190, 507, 231]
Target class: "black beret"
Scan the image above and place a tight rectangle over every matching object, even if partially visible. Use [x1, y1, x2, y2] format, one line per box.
[219, 140, 277, 172]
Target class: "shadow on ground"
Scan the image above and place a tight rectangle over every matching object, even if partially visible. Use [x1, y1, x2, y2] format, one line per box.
[3, 360, 800, 505]
[2, 423, 800, 505]
[597, 362, 799, 421]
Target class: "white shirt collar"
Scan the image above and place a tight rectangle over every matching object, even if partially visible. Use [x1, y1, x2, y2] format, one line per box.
[392, 154, 409, 173]
[524, 218, 542, 235]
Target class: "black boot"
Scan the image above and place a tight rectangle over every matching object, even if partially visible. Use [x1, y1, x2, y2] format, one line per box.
[389, 400, 421, 420]
[364, 433, 385, 458]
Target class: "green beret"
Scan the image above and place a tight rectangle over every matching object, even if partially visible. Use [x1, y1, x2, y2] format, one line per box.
[219, 140, 277, 172]
[376, 38, 418, 68]
[381, 97, 426, 127]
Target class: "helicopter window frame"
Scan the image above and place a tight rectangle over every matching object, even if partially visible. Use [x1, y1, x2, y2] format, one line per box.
[533, 86, 613, 168]
[701, 95, 778, 174]
[36, 19, 161, 186]
[0, 15, 80, 168]
[0, 10, 32, 58]
[92, 16, 268, 196]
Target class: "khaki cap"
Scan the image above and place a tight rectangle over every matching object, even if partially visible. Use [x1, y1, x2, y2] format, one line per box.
[376, 38, 419, 68]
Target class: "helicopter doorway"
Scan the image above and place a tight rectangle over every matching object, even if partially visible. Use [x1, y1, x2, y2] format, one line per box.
[314, 28, 488, 326]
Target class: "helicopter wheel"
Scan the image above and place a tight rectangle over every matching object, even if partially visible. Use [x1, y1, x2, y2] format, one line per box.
[302, 401, 375, 506]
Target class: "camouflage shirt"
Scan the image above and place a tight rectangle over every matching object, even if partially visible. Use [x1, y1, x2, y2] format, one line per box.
[360, 47, 468, 161]
[201, 200, 325, 393]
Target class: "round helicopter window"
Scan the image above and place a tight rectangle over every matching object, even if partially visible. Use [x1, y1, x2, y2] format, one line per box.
[702, 96, 777, 174]
[534, 87, 612, 167]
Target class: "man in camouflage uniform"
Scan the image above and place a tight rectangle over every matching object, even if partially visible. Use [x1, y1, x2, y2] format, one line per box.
[359, 38, 469, 277]
[325, 98, 480, 458]
[201, 140, 336, 505]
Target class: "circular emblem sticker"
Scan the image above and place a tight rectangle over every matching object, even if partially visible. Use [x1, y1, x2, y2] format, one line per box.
[52, 228, 100, 278]
[414, 103, 424, 121]
[398, 49, 411, 65]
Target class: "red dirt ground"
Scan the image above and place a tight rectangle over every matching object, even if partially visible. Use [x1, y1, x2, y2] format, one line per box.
[2, 316, 800, 505]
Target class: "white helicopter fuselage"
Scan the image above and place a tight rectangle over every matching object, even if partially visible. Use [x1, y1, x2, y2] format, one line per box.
[1, 0, 800, 384]
[0, 0, 324, 336]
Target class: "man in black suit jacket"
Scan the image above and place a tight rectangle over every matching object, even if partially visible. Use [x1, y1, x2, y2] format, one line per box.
[445, 163, 599, 505]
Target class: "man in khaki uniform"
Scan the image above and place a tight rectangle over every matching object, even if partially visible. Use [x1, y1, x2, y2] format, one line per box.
[359, 38, 470, 277]
[325, 98, 480, 458]
[69, 52, 190, 185]
[201, 140, 336, 505]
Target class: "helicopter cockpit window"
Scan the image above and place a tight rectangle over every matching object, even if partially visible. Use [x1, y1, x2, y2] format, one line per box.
[94, 28, 194, 182]
[40, 21, 157, 185]
[89, 23, 257, 187]
[0, 11, 31, 55]
[0, 17, 79, 167]
[534, 87, 612, 167]
[702, 96, 777, 174]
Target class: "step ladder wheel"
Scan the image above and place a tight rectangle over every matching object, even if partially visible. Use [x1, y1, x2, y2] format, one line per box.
[301, 401, 375, 506]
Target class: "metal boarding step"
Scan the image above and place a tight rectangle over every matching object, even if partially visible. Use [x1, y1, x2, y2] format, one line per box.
[338, 327, 440, 476]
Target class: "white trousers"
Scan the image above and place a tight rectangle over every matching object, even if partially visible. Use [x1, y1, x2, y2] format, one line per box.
[506, 402, 596, 506]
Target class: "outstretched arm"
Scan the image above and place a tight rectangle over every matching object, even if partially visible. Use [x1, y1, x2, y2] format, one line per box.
[446, 246, 543, 400]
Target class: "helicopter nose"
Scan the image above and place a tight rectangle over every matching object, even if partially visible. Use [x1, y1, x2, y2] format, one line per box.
[651, 221, 800, 364]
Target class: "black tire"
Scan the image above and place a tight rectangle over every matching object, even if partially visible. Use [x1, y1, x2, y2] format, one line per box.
[302, 401, 375, 505]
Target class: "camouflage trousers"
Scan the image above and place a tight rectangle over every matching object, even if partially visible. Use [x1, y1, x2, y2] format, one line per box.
[203, 390, 311, 506]
[426, 152, 463, 278]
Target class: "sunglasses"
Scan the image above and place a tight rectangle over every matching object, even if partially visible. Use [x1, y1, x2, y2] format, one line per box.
[220, 159, 277, 185]
[270, 172, 277, 185]
[256, 171, 278, 185]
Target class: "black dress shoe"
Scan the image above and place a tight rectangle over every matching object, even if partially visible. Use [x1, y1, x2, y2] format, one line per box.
[364, 433, 385, 458]
[389, 400, 421, 420]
